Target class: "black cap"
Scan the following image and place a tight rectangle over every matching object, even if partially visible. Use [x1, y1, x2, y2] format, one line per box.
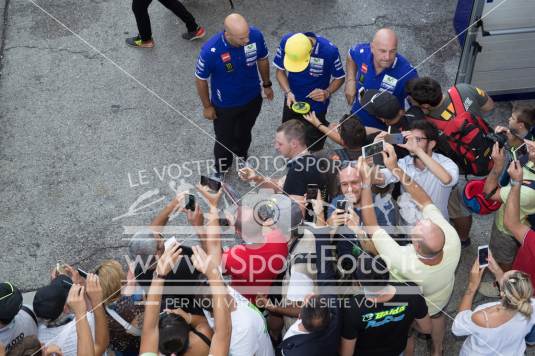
[361, 90, 401, 121]
[33, 275, 72, 320]
[0, 282, 23, 324]
[353, 255, 390, 287]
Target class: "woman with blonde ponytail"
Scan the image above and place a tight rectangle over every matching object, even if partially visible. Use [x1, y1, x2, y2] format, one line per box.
[452, 255, 535, 356]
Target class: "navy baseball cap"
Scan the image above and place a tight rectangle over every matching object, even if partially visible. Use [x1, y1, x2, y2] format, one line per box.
[33, 275, 72, 320]
[361, 90, 401, 121]
[0, 282, 23, 324]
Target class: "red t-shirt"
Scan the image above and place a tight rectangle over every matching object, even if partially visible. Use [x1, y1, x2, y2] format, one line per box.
[222, 229, 289, 302]
[512, 229, 535, 292]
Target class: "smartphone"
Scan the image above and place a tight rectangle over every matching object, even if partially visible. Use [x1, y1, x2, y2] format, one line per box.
[478, 245, 489, 268]
[185, 193, 195, 211]
[77, 267, 88, 279]
[387, 133, 406, 145]
[336, 199, 347, 212]
[200, 175, 221, 192]
[164, 236, 179, 251]
[362, 140, 385, 158]
[306, 184, 319, 200]
[514, 143, 529, 166]
[237, 160, 247, 170]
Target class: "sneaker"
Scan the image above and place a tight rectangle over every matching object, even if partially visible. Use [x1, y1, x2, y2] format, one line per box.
[478, 281, 500, 298]
[182, 26, 206, 41]
[125, 36, 155, 48]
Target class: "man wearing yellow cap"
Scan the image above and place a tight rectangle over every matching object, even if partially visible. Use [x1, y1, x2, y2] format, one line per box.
[273, 32, 345, 152]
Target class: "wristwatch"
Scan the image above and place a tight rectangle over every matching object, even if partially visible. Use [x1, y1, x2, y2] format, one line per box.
[153, 271, 167, 280]
[361, 183, 371, 190]
[262, 81, 273, 88]
[510, 179, 521, 186]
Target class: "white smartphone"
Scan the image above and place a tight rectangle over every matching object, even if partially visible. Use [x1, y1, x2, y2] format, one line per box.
[164, 236, 178, 251]
[362, 140, 385, 158]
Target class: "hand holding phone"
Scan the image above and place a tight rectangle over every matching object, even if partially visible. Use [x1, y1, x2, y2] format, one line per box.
[362, 140, 385, 158]
[184, 193, 195, 211]
[306, 184, 319, 200]
[200, 175, 221, 192]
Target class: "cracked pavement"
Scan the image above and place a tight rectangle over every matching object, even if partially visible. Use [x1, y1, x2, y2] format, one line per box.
[1, 0, 531, 354]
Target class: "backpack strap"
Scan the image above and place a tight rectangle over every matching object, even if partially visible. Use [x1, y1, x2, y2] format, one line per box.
[448, 86, 467, 115]
[21, 305, 37, 326]
[105, 306, 142, 337]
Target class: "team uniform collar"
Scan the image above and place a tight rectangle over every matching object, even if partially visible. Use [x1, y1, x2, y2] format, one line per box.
[304, 32, 320, 56]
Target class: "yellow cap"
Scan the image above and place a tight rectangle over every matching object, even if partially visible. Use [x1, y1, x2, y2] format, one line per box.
[283, 33, 312, 73]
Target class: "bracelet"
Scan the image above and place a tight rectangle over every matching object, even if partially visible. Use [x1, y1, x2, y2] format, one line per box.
[510, 179, 521, 186]
[361, 183, 371, 190]
[262, 81, 272, 88]
[285, 89, 292, 95]
[316, 123, 324, 130]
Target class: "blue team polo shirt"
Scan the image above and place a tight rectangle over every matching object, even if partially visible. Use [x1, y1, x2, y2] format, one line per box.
[273, 32, 345, 114]
[195, 26, 268, 108]
[349, 43, 418, 129]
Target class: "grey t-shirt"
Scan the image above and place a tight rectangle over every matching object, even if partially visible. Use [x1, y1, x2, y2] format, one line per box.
[0, 306, 38, 353]
[428, 83, 490, 120]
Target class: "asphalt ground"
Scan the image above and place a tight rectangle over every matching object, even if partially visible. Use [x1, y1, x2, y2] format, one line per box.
[0, 0, 533, 354]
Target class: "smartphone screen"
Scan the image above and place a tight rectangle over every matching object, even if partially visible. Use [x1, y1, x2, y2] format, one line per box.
[514, 143, 529, 166]
[306, 184, 319, 200]
[387, 133, 405, 145]
[185, 194, 195, 211]
[304, 202, 315, 223]
[478, 245, 489, 267]
[362, 140, 385, 158]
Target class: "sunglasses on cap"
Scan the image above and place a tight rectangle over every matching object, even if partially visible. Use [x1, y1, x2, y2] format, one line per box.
[0, 282, 14, 301]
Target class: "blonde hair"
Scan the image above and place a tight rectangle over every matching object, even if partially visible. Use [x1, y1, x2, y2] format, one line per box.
[96, 259, 125, 305]
[501, 271, 533, 318]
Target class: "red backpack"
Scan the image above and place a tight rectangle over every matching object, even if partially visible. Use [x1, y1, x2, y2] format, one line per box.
[425, 86, 494, 176]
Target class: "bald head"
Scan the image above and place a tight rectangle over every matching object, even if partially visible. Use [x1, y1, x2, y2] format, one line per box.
[411, 219, 445, 258]
[224, 13, 250, 47]
[371, 28, 398, 70]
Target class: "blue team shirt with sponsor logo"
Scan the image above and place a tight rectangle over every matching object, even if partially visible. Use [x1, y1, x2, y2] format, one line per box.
[349, 43, 418, 129]
[195, 27, 268, 108]
[273, 32, 345, 114]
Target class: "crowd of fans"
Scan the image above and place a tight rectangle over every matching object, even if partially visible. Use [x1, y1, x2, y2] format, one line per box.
[3, 10, 535, 356]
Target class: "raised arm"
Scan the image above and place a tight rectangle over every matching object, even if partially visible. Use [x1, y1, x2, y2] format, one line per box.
[344, 55, 357, 106]
[85, 274, 109, 356]
[196, 185, 224, 266]
[139, 243, 183, 354]
[504, 160, 530, 243]
[303, 112, 343, 145]
[149, 193, 185, 234]
[483, 143, 505, 201]
[67, 285, 95, 356]
[382, 144, 432, 208]
[191, 245, 231, 356]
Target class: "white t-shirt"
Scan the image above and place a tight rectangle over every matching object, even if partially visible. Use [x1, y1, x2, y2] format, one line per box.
[204, 287, 274, 356]
[38, 312, 96, 356]
[372, 204, 461, 315]
[282, 319, 309, 341]
[380, 152, 459, 219]
[0, 306, 38, 353]
[452, 300, 535, 356]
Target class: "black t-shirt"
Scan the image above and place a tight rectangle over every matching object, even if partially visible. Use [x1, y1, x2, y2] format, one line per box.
[134, 253, 204, 315]
[341, 283, 428, 356]
[283, 155, 327, 196]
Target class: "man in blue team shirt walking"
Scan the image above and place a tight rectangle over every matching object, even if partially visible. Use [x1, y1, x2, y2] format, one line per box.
[274, 32, 345, 152]
[195, 13, 273, 176]
[345, 28, 418, 130]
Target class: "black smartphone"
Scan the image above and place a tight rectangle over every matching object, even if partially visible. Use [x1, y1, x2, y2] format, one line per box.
[200, 175, 221, 192]
[237, 160, 247, 170]
[185, 193, 195, 211]
[478, 245, 489, 268]
[77, 267, 88, 279]
[306, 184, 319, 200]
[336, 199, 347, 212]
